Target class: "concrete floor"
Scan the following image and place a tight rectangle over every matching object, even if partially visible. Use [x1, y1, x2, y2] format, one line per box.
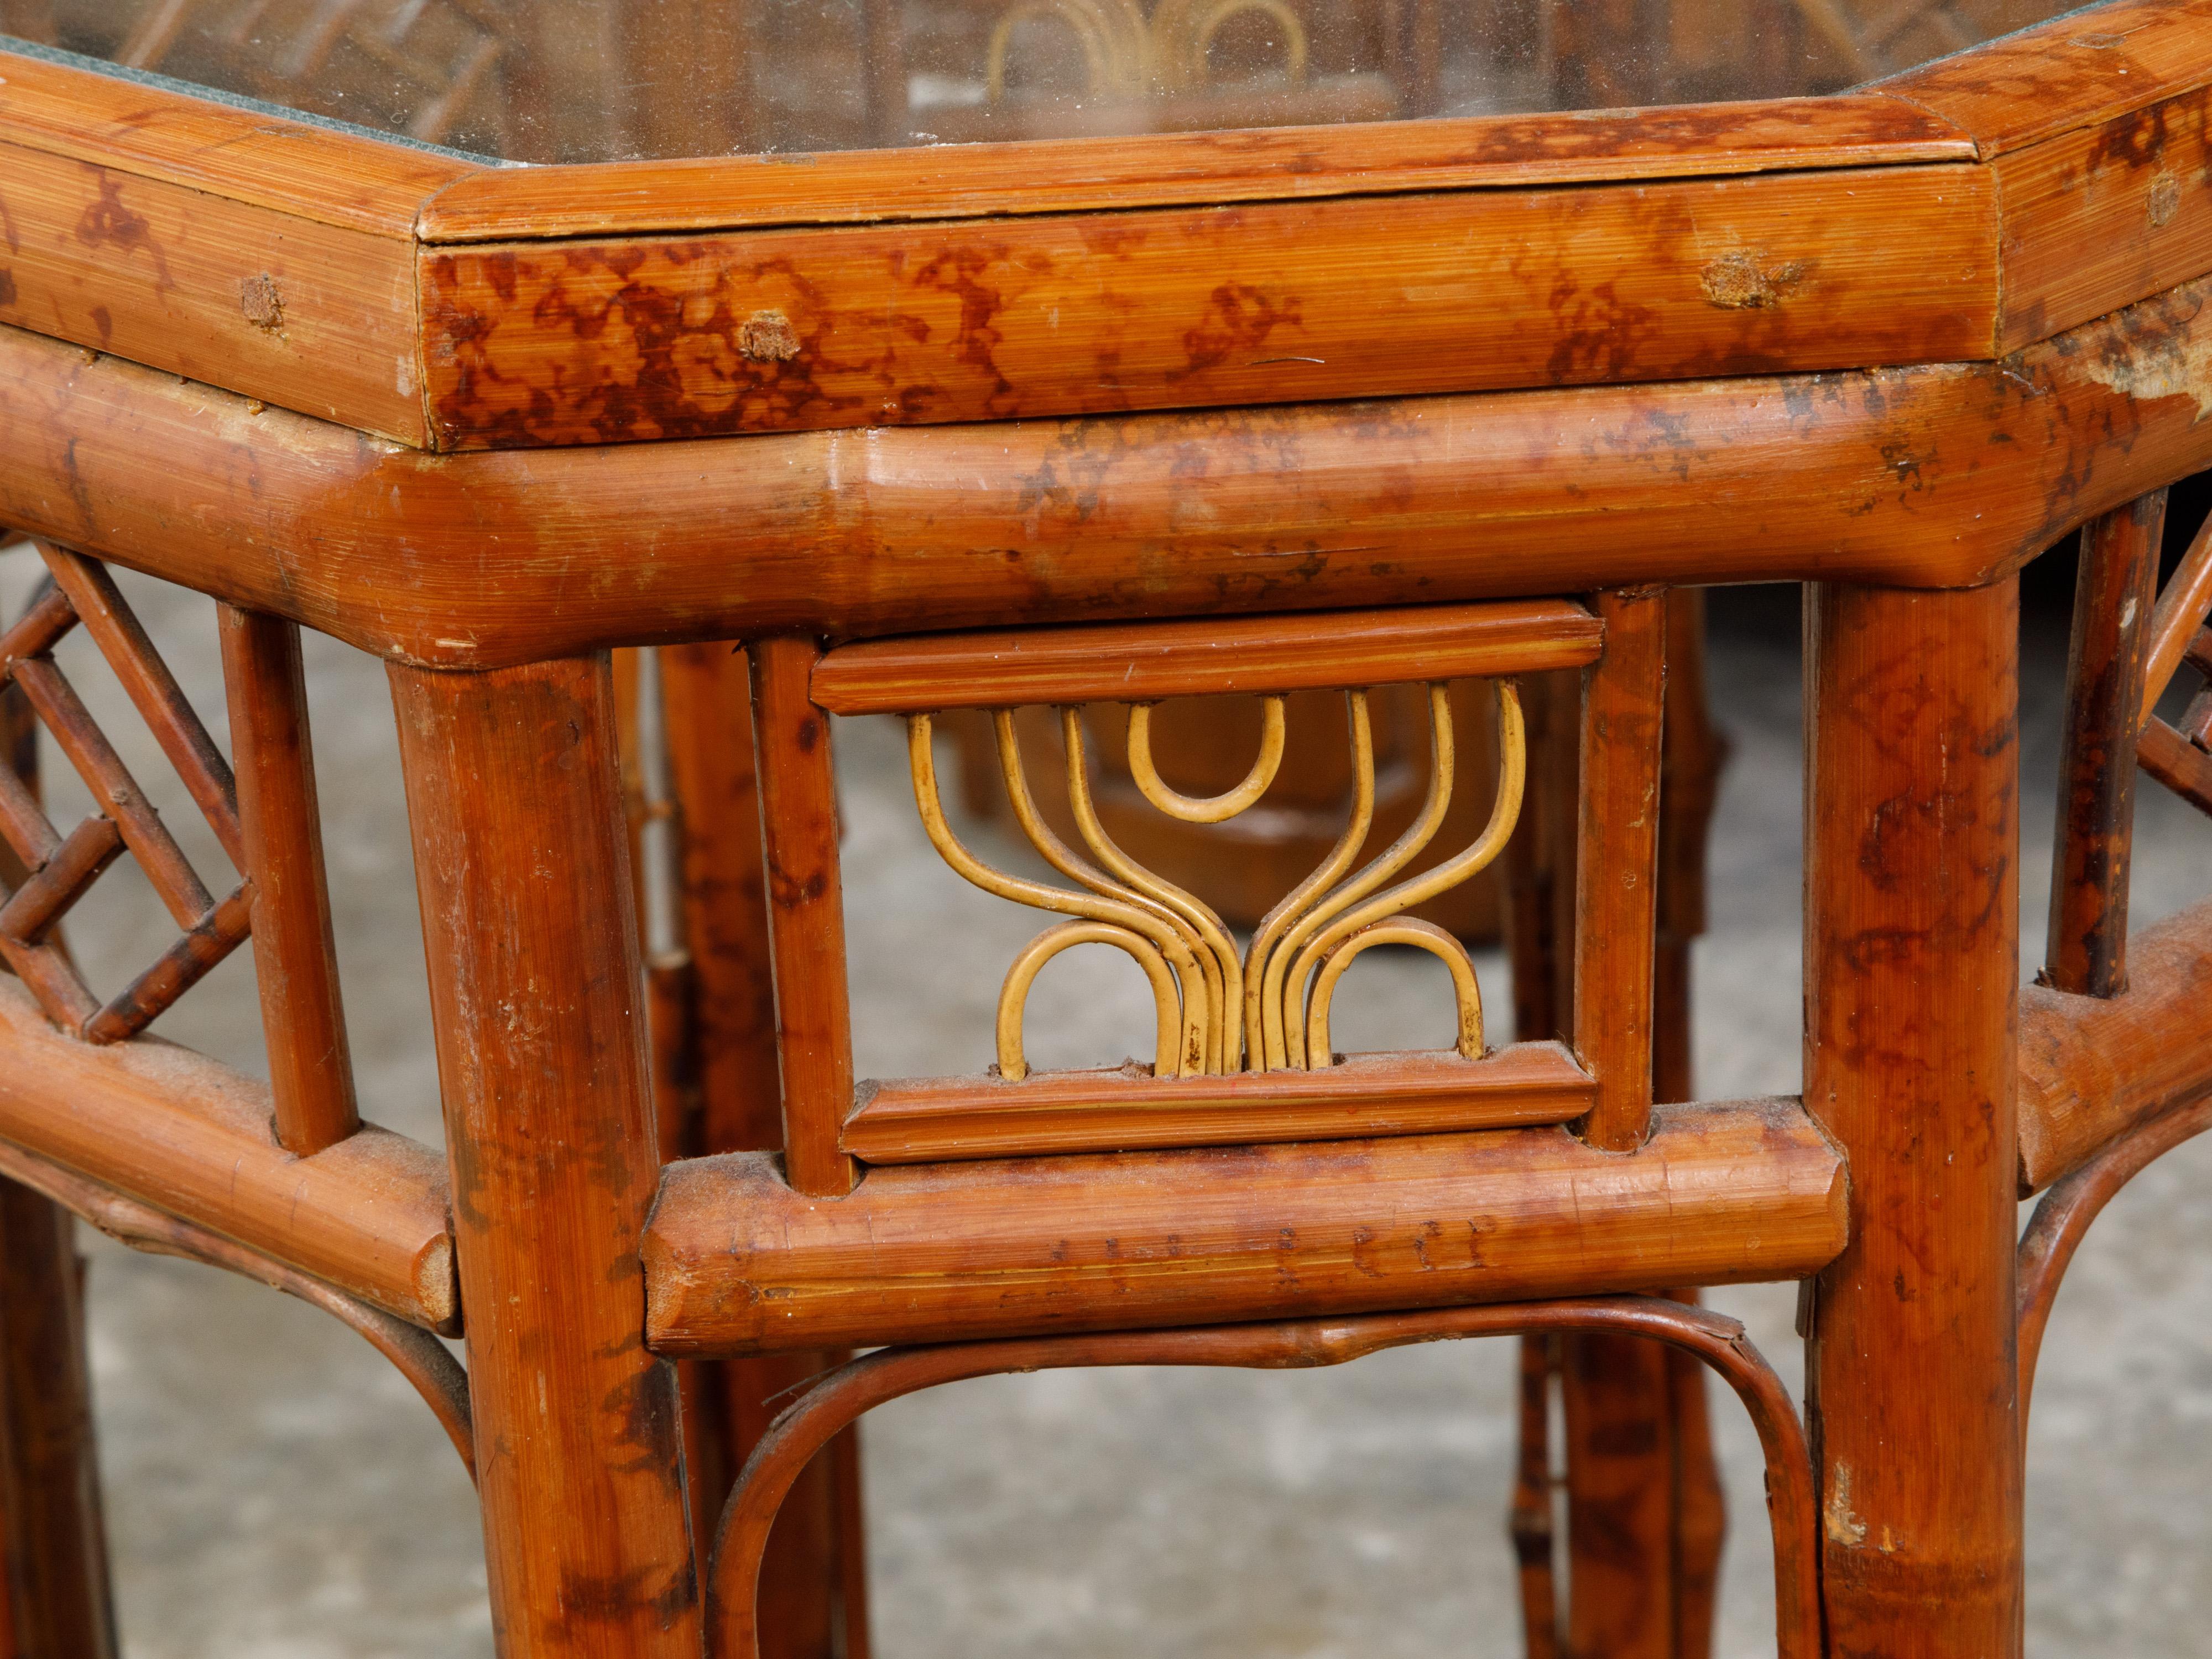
[3, 547, 2208, 1656]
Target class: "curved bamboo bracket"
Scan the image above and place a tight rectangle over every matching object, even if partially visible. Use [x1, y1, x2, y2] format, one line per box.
[0, 1135, 474, 1484]
[2017, 1088, 2212, 1430]
[704, 1296, 1819, 1659]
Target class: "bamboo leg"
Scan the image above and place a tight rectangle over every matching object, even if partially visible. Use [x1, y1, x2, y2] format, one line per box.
[2046, 494, 2163, 997]
[1501, 671, 1579, 1659]
[0, 658, 117, 1659]
[1803, 581, 2022, 1655]
[1558, 590, 1674, 1659]
[657, 643, 869, 1659]
[0, 1181, 117, 1659]
[392, 656, 700, 1657]
[1656, 589, 1728, 1658]
[1514, 592, 1726, 1659]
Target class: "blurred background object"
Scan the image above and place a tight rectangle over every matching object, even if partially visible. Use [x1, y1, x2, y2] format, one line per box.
[8, 0, 2083, 160]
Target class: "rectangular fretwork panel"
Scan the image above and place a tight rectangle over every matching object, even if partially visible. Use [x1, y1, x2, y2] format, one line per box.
[0, 541, 359, 1155]
[745, 597, 1667, 1174]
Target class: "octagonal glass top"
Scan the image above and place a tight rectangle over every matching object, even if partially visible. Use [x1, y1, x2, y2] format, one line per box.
[11, 1, 2094, 164]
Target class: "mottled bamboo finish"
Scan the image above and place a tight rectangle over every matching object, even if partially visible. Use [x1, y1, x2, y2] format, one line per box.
[1804, 579, 2022, 1656]
[392, 655, 700, 1656]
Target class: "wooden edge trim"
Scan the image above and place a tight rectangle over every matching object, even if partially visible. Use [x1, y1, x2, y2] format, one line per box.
[842, 1041, 1593, 1164]
[1874, 0, 2212, 158]
[411, 94, 1975, 242]
[0, 979, 458, 1331]
[2017, 893, 2212, 1194]
[810, 602, 1603, 714]
[0, 42, 477, 236]
[418, 161, 1997, 451]
[643, 1095, 1848, 1356]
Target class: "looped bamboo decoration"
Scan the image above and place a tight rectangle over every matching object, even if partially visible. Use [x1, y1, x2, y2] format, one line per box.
[998, 920, 1182, 1080]
[1149, 0, 1310, 91]
[1305, 917, 1483, 1067]
[1126, 696, 1287, 823]
[986, 0, 1151, 100]
[909, 713, 1207, 1077]
[908, 679, 1525, 1081]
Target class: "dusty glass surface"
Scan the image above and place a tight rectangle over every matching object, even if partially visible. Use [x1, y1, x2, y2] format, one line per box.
[13, 0, 2099, 163]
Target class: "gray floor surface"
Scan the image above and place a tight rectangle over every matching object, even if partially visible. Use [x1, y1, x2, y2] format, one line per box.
[2, 547, 2206, 1657]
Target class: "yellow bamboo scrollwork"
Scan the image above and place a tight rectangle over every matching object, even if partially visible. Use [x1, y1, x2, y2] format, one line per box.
[907, 680, 1525, 1082]
[986, 0, 1151, 100]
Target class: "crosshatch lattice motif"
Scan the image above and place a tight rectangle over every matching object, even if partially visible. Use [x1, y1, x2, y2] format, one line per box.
[0, 542, 252, 1042]
[78, 0, 512, 148]
[2139, 521, 2212, 821]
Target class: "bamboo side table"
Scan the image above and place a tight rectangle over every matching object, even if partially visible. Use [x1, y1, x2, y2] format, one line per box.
[2, 2, 2211, 1656]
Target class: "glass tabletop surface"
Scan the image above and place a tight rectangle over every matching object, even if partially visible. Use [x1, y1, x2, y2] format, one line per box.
[6, 1, 2099, 166]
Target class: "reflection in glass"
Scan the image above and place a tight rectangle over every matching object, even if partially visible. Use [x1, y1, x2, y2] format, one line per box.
[13, 0, 2092, 163]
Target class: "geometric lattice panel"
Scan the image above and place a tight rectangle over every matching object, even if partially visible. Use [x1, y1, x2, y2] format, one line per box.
[0, 543, 251, 1042]
[107, 0, 512, 147]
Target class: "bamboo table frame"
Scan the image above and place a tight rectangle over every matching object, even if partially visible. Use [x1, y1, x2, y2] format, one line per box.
[4, 1, 2212, 1654]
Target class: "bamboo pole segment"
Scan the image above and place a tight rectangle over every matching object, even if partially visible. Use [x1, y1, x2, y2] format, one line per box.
[1573, 589, 1666, 1152]
[2138, 716, 2212, 816]
[24, 293, 2212, 669]
[658, 645, 784, 1153]
[1556, 591, 1728, 1659]
[34, 544, 241, 867]
[1507, 1332, 1563, 1659]
[0, 1173, 117, 1659]
[748, 639, 859, 1198]
[2017, 894, 2212, 1192]
[80, 887, 254, 1044]
[1498, 669, 1579, 1659]
[2141, 505, 2212, 726]
[390, 655, 700, 1655]
[649, 643, 871, 1657]
[843, 1041, 1592, 1164]
[0, 649, 117, 1659]
[0, 978, 455, 1330]
[1561, 1318, 1678, 1658]
[2046, 492, 2164, 997]
[1649, 587, 1729, 1659]
[646, 1098, 1848, 1356]
[811, 603, 1603, 713]
[218, 606, 360, 1156]
[1804, 578, 2022, 1656]
[10, 657, 212, 928]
